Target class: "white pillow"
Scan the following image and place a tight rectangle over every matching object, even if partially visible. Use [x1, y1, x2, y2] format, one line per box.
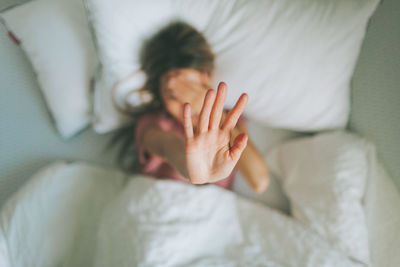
[85, 0, 379, 133]
[0, 0, 97, 138]
[266, 131, 371, 265]
[0, 161, 127, 267]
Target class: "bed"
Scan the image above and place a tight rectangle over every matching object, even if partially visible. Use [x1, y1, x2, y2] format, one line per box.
[0, 0, 399, 266]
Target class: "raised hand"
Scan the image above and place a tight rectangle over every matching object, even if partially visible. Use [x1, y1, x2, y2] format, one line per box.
[183, 82, 248, 184]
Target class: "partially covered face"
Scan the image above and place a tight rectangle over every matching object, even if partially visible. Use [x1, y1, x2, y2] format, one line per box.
[160, 68, 213, 125]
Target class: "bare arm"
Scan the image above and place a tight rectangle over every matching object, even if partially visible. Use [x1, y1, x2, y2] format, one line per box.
[142, 127, 189, 179]
[232, 126, 270, 193]
[214, 109, 269, 193]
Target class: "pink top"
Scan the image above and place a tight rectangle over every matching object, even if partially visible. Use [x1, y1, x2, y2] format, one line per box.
[135, 110, 237, 190]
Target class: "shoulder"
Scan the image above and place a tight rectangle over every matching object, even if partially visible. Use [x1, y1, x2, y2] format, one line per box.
[137, 110, 180, 133]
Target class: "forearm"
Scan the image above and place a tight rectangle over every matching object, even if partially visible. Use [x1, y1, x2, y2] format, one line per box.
[232, 126, 270, 193]
[237, 139, 270, 192]
[160, 134, 190, 179]
[143, 128, 189, 179]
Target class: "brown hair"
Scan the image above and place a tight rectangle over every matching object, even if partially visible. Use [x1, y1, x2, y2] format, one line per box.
[108, 21, 215, 171]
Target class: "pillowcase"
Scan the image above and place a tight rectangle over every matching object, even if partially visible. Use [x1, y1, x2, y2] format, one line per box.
[0, 0, 97, 138]
[266, 131, 370, 265]
[0, 161, 127, 266]
[84, 0, 379, 133]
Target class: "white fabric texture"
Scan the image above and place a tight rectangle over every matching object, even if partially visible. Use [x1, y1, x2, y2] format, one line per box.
[93, 177, 360, 267]
[1, 131, 399, 266]
[0, 162, 362, 267]
[85, 0, 379, 133]
[266, 131, 371, 264]
[0, 162, 127, 267]
[0, 0, 97, 138]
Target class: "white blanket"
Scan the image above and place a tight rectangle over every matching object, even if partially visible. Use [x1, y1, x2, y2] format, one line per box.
[2, 131, 397, 267]
[0, 165, 362, 267]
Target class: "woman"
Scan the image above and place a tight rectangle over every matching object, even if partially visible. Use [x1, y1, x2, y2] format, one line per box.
[111, 21, 269, 192]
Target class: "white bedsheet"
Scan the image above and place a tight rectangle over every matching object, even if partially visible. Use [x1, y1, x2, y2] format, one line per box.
[0, 162, 362, 267]
[1, 131, 399, 267]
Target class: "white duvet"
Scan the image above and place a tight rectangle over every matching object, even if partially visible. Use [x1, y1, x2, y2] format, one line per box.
[1, 131, 399, 267]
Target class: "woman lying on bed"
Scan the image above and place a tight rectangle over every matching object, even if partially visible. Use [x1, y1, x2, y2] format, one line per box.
[111, 21, 269, 193]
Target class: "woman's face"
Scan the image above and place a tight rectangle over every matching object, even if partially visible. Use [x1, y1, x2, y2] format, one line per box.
[160, 68, 212, 125]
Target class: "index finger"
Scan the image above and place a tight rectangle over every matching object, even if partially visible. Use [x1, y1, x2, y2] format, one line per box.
[221, 93, 248, 131]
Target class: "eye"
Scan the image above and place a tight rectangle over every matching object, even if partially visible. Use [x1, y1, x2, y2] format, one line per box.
[166, 89, 177, 100]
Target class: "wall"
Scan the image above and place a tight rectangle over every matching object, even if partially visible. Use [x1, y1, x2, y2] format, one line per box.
[349, 0, 400, 189]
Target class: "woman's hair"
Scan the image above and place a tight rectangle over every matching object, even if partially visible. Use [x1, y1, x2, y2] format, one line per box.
[108, 21, 215, 171]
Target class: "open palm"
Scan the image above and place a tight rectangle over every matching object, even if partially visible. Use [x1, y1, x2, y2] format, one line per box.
[183, 82, 248, 184]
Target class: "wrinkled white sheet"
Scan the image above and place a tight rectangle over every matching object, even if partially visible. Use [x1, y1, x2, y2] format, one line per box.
[0, 163, 362, 267]
[1, 131, 398, 267]
[94, 177, 364, 267]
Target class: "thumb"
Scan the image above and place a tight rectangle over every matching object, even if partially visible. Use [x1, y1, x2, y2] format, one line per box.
[230, 133, 248, 161]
